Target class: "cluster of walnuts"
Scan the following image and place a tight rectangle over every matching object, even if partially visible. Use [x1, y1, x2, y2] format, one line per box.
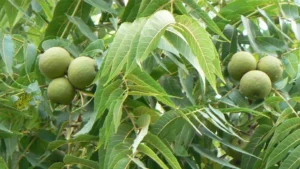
[228, 51, 283, 100]
[39, 47, 97, 105]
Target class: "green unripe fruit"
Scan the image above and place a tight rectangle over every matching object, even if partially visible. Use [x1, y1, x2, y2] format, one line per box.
[137, 114, 151, 128]
[227, 135, 250, 160]
[239, 70, 271, 100]
[39, 47, 73, 79]
[257, 56, 283, 83]
[47, 78, 75, 104]
[68, 56, 97, 89]
[228, 51, 257, 80]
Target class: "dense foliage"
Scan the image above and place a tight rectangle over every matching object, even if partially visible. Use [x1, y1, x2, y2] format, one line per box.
[0, 0, 300, 169]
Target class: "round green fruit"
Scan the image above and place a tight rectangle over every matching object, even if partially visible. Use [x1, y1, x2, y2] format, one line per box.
[239, 70, 272, 100]
[47, 78, 75, 104]
[226, 135, 250, 160]
[257, 56, 283, 83]
[137, 114, 151, 128]
[39, 47, 73, 79]
[228, 51, 257, 80]
[68, 56, 97, 89]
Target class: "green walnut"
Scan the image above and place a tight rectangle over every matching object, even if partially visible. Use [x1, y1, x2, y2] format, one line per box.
[47, 78, 75, 104]
[68, 56, 97, 89]
[239, 70, 272, 100]
[226, 134, 251, 160]
[228, 51, 257, 80]
[257, 56, 283, 83]
[39, 47, 73, 79]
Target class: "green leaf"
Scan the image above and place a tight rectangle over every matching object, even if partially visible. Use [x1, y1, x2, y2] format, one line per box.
[36, 0, 53, 20]
[67, 15, 97, 41]
[0, 35, 14, 76]
[44, 0, 91, 40]
[136, 10, 175, 65]
[113, 157, 131, 169]
[191, 144, 239, 169]
[174, 15, 224, 93]
[84, 0, 117, 15]
[144, 133, 181, 169]
[137, 0, 170, 18]
[0, 157, 8, 169]
[279, 145, 300, 169]
[75, 79, 122, 136]
[182, 0, 229, 41]
[266, 129, 300, 168]
[282, 53, 298, 78]
[103, 124, 133, 169]
[107, 141, 132, 169]
[24, 43, 37, 75]
[113, 94, 127, 133]
[241, 125, 272, 169]
[138, 144, 169, 169]
[82, 39, 105, 56]
[47, 140, 67, 151]
[241, 16, 262, 54]
[120, 0, 141, 22]
[255, 36, 287, 53]
[126, 68, 175, 108]
[48, 162, 65, 169]
[64, 155, 99, 169]
[132, 115, 150, 154]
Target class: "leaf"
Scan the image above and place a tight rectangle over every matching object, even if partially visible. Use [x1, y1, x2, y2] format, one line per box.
[182, 0, 228, 41]
[132, 115, 150, 154]
[48, 162, 65, 169]
[174, 15, 224, 93]
[82, 39, 105, 56]
[102, 19, 146, 84]
[36, 0, 53, 20]
[241, 125, 272, 169]
[136, 10, 176, 64]
[41, 38, 81, 57]
[113, 94, 127, 132]
[44, 0, 91, 40]
[266, 129, 300, 168]
[279, 145, 300, 169]
[64, 155, 99, 169]
[103, 124, 133, 169]
[24, 43, 37, 75]
[241, 16, 263, 54]
[84, 0, 117, 15]
[120, 0, 141, 22]
[144, 133, 181, 169]
[113, 157, 131, 169]
[137, 0, 170, 18]
[282, 53, 298, 78]
[47, 140, 67, 151]
[126, 68, 175, 108]
[0, 157, 8, 169]
[191, 144, 239, 169]
[0, 35, 14, 76]
[107, 141, 132, 169]
[138, 144, 169, 169]
[67, 15, 97, 41]
[75, 79, 122, 136]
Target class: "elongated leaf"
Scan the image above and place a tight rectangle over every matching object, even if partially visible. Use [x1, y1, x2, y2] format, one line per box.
[84, 0, 117, 15]
[267, 129, 300, 168]
[241, 125, 271, 169]
[174, 15, 224, 93]
[126, 68, 175, 108]
[64, 155, 98, 169]
[144, 133, 181, 169]
[136, 10, 175, 63]
[113, 93, 127, 132]
[191, 144, 239, 169]
[132, 115, 150, 154]
[108, 141, 132, 169]
[182, 0, 228, 41]
[44, 0, 91, 40]
[24, 43, 37, 74]
[279, 145, 300, 169]
[113, 157, 131, 169]
[103, 124, 133, 169]
[67, 15, 97, 41]
[48, 162, 64, 169]
[137, 0, 170, 18]
[75, 79, 122, 136]
[0, 157, 8, 169]
[138, 144, 169, 169]
[0, 35, 14, 76]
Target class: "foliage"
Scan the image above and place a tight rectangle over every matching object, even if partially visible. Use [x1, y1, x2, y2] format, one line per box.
[0, 0, 300, 168]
